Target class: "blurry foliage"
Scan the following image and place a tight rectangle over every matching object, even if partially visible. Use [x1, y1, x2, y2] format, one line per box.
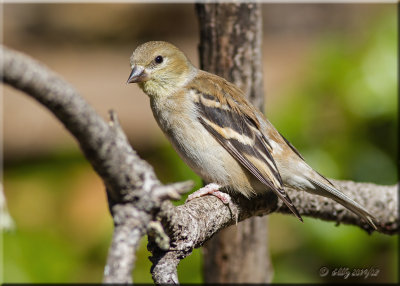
[3, 151, 112, 282]
[269, 10, 397, 185]
[267, 9, 397, 283]
[2, 6, 397, 285]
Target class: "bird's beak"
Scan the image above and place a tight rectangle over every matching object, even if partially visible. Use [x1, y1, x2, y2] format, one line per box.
[127, 65, 149, 84]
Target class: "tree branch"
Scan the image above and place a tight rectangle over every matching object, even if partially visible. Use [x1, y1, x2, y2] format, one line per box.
[161, 182, 398, 241]
[149, 181, 398, 283]
[279, 180, 399, 234]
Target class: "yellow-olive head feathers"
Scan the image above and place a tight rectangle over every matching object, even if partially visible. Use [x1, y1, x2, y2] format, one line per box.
[128, 41, 196, 98]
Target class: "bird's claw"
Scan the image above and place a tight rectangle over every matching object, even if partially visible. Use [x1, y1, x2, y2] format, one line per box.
[186, 183, 231, 204]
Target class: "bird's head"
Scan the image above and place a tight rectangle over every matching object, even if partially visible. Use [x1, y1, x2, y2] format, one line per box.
[127, 41, 196, 98]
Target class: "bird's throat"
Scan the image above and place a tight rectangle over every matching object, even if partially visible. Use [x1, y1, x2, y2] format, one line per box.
[141, 79, 179, 99]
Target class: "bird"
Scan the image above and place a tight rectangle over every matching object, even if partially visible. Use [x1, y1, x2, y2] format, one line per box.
[127, 40, 377, 230]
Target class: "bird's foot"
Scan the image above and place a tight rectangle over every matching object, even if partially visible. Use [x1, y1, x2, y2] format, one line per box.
[186, 183, 231, 204]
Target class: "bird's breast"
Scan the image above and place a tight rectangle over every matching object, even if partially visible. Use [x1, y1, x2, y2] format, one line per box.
[149, 96, 258, 197]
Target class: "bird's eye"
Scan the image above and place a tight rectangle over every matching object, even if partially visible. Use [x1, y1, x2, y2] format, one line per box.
[155, 55, 163, 64]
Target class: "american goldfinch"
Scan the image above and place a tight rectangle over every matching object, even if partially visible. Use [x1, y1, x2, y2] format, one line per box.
[127, 41, 377, 229]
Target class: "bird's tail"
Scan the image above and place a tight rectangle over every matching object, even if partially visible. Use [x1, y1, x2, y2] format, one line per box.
[307, 177, 378, 230]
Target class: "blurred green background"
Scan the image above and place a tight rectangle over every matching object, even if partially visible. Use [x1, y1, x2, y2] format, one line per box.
[2, 3, 398, 283]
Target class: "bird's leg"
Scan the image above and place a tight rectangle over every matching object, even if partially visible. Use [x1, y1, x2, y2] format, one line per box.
[186, 183, 231, 204]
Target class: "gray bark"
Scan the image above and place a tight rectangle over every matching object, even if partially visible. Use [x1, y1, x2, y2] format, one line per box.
[149, 181, 397, 283]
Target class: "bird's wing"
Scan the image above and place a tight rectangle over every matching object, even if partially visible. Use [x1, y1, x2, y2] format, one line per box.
[189, 73, 302, 221]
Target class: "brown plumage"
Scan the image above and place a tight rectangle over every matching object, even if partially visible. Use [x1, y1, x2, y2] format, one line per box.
[127, 41, 377, 229]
